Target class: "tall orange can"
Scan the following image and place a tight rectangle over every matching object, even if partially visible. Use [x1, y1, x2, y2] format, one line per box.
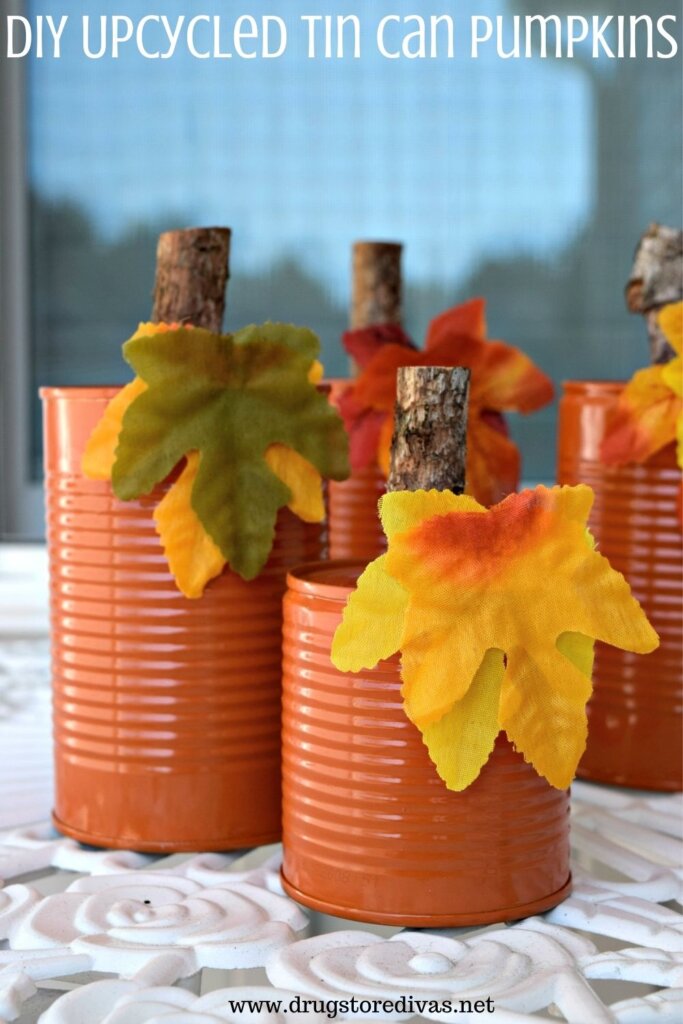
[327, 380, 386, 561]
[42, 386, 324, 851]
[281, 563, 571, 926]
[557, 381, 682, 791]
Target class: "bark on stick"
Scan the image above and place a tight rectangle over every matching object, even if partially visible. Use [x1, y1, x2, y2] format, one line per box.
[152, 227, 231, 331]
[388, 366, 470, 494]
[351, 241, 403, 329]
[625, 223, 682, 364]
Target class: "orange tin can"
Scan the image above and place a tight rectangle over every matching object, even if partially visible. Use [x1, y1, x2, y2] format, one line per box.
[281, 562, 571, 927]
[42, 386, 324, 852]
[328, 466, 386, 561]
[326, 380, 386, 561]
[558, 381, 682, 791]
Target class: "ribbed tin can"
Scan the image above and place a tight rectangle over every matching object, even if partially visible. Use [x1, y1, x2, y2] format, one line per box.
[281, 562, 571, 926]
[328, 467, 386, 561]
[558, 381, 682, 791]
[326, 380, 386, 561]
[42, 386, 324, 852]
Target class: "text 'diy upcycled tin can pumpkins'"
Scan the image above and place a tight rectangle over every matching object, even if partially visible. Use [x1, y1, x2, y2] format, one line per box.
[42, 313, 349, 851]
[558, 380, 683, 791]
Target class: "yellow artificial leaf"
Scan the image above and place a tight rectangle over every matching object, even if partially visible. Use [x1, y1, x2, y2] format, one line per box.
[154, 452, 226, 599]
[308, 359, 324, 384]
[659, 302, 682, 357]
[81, 377, 147, 479]
[81, 322, 190, 479]
[557, 630, 595, 678]
[264, 444, 325, 522]
[331, 554, 409, 672]
[661, 359, 682, 398]
[379, 488, 485, 540]
[332, 484, 659, 790]
[422, 648, 505, 791]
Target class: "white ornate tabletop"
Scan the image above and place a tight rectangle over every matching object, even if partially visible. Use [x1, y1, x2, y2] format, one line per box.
[0, 634, 681, 1023]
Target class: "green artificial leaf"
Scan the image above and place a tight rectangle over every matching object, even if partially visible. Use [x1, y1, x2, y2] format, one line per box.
[112, 323, 349, 580]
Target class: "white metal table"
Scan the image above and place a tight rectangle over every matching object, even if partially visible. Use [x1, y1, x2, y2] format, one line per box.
[0, 633, 681, 1023]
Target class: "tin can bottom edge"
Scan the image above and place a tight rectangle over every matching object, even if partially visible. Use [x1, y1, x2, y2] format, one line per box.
[280, 870, 572, 927]
[52, 811, 282, 854]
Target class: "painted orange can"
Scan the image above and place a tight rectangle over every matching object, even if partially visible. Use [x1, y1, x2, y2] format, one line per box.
[281, 562, 571, 927]
[558, 381, 683, 791]
[42, 386, 324, 852]
[328, 466, 386, 561]
[326, 380, 386, 561]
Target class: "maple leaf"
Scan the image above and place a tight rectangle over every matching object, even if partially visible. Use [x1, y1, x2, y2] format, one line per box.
[601, 301, 683, 469]
[85, 322, 345, 584]
[337, 299, 554, 504]
[154, 452, 225, 598]
[83, 323, 340, 594]
[332, 485, 658, 790]
[342, 323, 415, 369]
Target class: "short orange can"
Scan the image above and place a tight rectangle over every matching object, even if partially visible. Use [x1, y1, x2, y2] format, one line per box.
[281, 562, 571, 926]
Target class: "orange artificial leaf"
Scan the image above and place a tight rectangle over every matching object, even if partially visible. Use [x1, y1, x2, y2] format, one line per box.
[376, 414, 395, 477]
[463, 414, 520, 509]
[339, 299, 553, 505]
[332, 485, 658, 790]
[456, 337, 555, 415]
[602, 301, 683, 469]
[600, 366, 680, 465]
[425, 297, 487, 348]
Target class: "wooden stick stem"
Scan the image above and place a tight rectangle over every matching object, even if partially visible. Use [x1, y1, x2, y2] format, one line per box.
[152, 227, 231, 331]
[388, 366, 470, 493]
[626, 223, 682, 365]
[351, 241, 403, 329]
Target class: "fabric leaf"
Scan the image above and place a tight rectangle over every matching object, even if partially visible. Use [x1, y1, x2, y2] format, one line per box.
[331, 554, 409, 672]
[81, 377, 147, 480]
[380, 488, 485, 540]
[424, 297, 487, 349]
[154, 452, 225, 598]
[263, 444, 325, 522]
[82, 320, 190, 478]
[331, 484, 659, 790]
[83, 321, 348, 588]
[111, 324, 349, 580]
[601, 301, 683, 470]
[422, 648, 505, 791]
[336, 299, 553, 504]
[342, 323, 415, 369]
